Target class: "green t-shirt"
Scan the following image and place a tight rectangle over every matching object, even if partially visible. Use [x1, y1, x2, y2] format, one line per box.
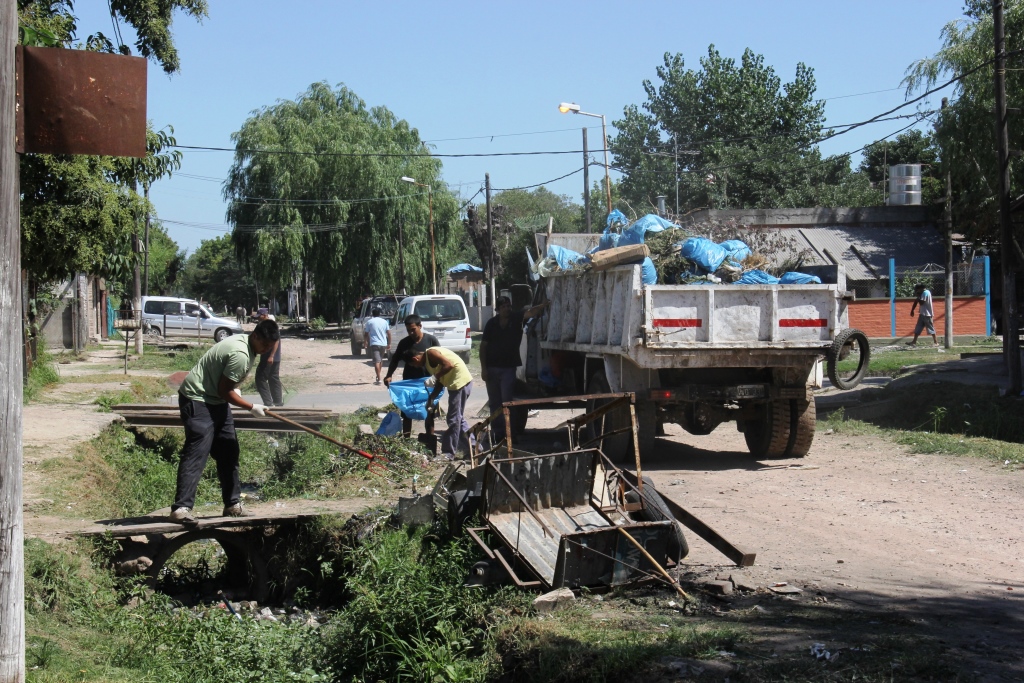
[179, 334, 255, 404]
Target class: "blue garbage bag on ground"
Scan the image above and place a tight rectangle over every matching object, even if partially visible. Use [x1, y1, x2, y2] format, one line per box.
[679, 237, 728, 274]
[619, 214, 677, 246]
[388, 379, 444, 421]
[376, 411, 402, 436]
[734, 269, 780, 285]
[641, 257, 657, 285]
[718, 239, 752, 267]
[547, 244, 589, 269]
[779, 272, 822, 285]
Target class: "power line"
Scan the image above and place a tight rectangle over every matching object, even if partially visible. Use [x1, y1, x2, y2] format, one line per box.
[492, 166, 586, 192]
[172, 144, 601, 158]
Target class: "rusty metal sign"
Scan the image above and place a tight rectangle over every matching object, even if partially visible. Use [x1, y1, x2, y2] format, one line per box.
[16, 46, 147, 157]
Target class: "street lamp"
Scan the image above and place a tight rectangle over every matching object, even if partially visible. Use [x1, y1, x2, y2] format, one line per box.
[400, 176, 436, 294]
[559, 102, 612, 214]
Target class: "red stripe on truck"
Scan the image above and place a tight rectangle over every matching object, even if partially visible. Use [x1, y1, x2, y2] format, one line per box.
[779, 318, 828, 328]
[653, 318, 702, 328]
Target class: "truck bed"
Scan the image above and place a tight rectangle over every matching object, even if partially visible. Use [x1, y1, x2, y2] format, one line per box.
[541, 264, 847, 368]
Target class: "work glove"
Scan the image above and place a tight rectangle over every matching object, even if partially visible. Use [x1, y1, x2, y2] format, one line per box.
[249, 403, 268, 418]
[424, 376, 437, 388]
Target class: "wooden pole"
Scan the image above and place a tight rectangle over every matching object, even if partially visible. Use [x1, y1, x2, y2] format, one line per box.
[0, 0, 26, 679]
[143, 183, 150, 296]
[942, 98, 954, 350]
[994, 0, 1022, 393]
[486, 173, 495, 305]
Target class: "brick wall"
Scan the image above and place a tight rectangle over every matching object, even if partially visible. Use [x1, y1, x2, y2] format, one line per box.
[848, 296, 988, 338]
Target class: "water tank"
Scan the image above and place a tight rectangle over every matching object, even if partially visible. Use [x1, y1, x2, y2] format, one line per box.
[888, 164, 922, 205]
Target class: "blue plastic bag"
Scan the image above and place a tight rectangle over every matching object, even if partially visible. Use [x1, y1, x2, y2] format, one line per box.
[619, 214, 677, 247]
[388, 379, 444, 421]
[376, 411, 402, 436]
[779, 272, 822, 285]
[679, 237, 728, 274]
[546, 244, 589, 270]
[598, 231, 620, 251]
[605, 209, 628, 232]
[718, 240, 752, 267]
[640, 257, 657, 285]
[734, 269, 780, 285]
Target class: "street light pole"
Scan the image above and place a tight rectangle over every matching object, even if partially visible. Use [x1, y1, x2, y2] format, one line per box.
[559, 103, 612, 214]
[400, 177, 437, 295]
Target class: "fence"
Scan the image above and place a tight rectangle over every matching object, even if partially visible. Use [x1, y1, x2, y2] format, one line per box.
[846, 257, 991, 338]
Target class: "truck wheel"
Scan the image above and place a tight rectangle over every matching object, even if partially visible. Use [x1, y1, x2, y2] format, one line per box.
[585, 370, 632, 463]
[827, 328, 870, 390]
[744, 399, 792, 459]
[350, 338, 362, 357]
[787, 390, 816, 458]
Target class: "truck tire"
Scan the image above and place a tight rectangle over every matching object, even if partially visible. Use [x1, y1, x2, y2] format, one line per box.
[585, 370, 632, 463]
[786, 390, 816, 458]
[827, 328, 870, 390]
[743, 399, 792, 459]
[350, 337, 362, 357]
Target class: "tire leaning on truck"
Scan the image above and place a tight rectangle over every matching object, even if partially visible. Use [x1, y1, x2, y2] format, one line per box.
[826, 328, 870, 390]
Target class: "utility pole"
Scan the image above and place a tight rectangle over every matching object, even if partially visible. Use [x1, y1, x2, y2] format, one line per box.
[0, 1, 26, 680]
[143, 183, 150, 296]
[486, 173, 495, 307]
[942, 97, 954, 350]
[131, 181, 143, 355]
[994, 0, 1021, 393]
[582, 128, 591, 233]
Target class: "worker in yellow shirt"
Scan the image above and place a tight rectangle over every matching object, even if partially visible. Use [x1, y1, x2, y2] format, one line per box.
[406, 346, 473, 458]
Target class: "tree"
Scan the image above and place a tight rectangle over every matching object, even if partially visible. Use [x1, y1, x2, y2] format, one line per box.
[225, 82, 462, 313]
[178, 234, 258, 311]
[859, 130, 943, 206]
[904, 0, 1024, 242]
[611, 46, 875, 214]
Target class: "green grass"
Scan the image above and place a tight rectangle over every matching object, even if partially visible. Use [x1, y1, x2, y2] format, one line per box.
[125, 344, 211, 373]
[24, 349, 60, 404]
[93, 375, 176, 411]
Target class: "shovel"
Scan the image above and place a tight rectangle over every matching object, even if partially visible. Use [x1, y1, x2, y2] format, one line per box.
[265, 409, 391, 477]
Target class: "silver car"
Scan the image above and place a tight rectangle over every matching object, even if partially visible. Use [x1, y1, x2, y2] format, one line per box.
[140, 296, 243, 342]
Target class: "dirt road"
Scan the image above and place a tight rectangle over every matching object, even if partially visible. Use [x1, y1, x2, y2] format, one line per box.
[22, 336, 1024, 676]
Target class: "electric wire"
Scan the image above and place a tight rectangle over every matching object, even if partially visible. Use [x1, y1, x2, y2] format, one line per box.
[492, 166, 586, 192]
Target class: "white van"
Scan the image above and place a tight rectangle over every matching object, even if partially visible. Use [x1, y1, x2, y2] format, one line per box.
[141, 296, 243, 342]
[390, 295, 472, 361]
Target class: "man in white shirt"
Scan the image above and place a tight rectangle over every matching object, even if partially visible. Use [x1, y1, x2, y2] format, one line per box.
[908, 283, 938, 346]
[363, 308, 392, 385]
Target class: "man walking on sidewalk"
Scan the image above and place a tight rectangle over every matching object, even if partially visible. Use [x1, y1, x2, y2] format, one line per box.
[364, 307, 391, 385]
[169, 318, 280, 526]
[908, 283, 939, 346]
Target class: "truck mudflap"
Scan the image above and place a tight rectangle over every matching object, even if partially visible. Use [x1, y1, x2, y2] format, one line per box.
[648, 384, 807, 402]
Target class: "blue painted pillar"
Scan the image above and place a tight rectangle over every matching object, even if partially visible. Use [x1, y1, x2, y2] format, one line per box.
[889, 258, 897, 338]
[984, 255, 992, 336]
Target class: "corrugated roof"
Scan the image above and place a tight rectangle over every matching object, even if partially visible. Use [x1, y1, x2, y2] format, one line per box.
[790, 226, 945, 282]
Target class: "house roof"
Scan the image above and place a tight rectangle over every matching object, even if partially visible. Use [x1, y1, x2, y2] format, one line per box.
[790, 225, 946, 281]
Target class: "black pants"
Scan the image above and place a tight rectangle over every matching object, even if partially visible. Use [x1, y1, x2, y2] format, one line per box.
[255, 355, 283, 406]
[173, 394, 241, 510]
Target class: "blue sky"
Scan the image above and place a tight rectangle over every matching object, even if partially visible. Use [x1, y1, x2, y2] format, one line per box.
[74, 0, 968, 254]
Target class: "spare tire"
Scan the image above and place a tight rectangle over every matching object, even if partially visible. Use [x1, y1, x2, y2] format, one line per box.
[827, 328, 870, 390]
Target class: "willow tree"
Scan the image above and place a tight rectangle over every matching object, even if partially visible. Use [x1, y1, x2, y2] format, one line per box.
[225, 82, 461, 315]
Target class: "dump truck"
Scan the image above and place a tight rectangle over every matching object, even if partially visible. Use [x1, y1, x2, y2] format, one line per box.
[519, 239, 869, 461]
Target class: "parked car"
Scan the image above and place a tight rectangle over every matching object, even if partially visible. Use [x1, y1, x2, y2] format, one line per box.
[350, 294, 400, 356]
[390, 295, 472, 362]
[140, 296, 243, 342]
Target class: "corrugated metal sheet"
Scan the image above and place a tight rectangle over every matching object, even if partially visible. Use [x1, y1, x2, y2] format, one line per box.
[792, 226, 945, 282]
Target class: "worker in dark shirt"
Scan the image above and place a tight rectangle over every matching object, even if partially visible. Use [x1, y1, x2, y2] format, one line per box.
[480, 295, 548, 441]
[383, 314, 440, 436]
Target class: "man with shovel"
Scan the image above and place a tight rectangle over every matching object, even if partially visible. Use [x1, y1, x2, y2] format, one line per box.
[168, 318, 280, 526]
